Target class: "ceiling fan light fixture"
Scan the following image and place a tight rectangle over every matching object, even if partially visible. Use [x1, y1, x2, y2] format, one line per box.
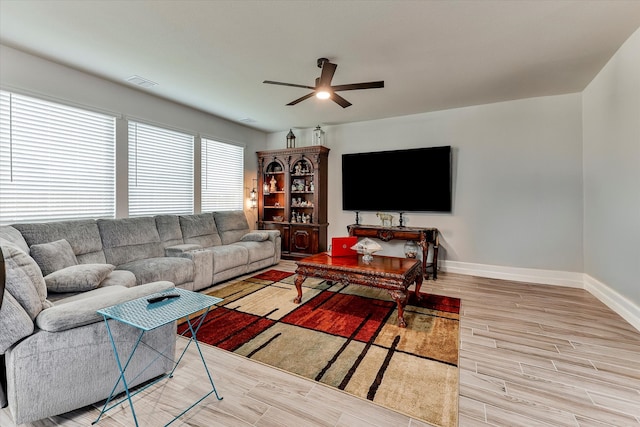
[264, 58, 384, 107]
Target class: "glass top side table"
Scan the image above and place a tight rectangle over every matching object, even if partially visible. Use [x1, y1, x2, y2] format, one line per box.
[92, 287, 223, 427]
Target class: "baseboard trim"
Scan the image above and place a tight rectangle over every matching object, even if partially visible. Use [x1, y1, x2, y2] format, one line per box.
[583, 274, 640, 332]
[440, 260, 640, 332]
[441, 260, 584, 288]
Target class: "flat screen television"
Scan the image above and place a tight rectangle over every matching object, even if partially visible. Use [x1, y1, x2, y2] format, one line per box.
[342, 145, 452, 212]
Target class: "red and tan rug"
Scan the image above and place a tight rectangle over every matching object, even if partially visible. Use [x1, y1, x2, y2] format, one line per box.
[179, 270, 461, 427]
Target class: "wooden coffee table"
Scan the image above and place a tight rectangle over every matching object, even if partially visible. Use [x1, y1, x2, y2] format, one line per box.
[294, 253, 423, 328]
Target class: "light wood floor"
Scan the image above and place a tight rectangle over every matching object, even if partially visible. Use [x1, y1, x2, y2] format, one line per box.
[2, 260, 639, 427]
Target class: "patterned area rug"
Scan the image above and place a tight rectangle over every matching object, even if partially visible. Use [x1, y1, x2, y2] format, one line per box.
[179, 270, 461, 427]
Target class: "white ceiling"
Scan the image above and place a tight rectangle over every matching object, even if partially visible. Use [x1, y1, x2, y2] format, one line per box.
[1, 0, 639, 133]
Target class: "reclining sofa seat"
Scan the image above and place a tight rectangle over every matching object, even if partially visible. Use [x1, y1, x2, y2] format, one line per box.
[0, 228, 175, 424]
[11, 219, 138, 295]
[179, 211, 280, 284]
[0, 210, 281, 424]
[97, 216, 199, 290]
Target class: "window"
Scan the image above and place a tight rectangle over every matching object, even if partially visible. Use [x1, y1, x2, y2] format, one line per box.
[128, 121, 193, 216]
[201, 138, 244, 211]
[0, 91, 115, 225]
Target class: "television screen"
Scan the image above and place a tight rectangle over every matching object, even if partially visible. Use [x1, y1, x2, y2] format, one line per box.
[342, 146, 452, 212]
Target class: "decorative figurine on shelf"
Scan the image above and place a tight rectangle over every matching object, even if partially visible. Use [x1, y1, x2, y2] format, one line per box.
[376, 212, 394, 227]
[286, 129, 296, 148]
[269, 176, 277, 193]
[310, 182, 314, 192]
[295, 164, 301, 175]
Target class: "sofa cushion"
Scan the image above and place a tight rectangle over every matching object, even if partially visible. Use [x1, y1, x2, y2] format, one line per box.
[155, 215, 184, 248]
[44, 264, 115, 293]
[35, 281, 175, 332]
[240, 231, 270, 242]
[213, 211, 251, 245]
[179, 213, 222, 247]
[1, 243, 50, 320]
[100, 270, 137, 288]
[98, 217, 164, 266]
[29, 239, 78, 276]
[0, 226, 30, 254]
[209, 244, 248, 274]
[232, 241, 276, 264]
[117, 257, 194, 286]
[12, 219, 106, 264]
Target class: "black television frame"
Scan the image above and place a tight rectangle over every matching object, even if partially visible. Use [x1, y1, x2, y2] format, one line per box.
[341, 145, 452, 213]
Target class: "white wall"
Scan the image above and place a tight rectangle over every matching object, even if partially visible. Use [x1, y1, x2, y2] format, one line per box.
[583, 28, 640, 306]
[268, 93, 584, 273]
[0, 45, 267, 221]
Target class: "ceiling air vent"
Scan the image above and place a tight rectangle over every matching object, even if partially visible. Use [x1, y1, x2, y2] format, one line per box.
[126, 75, 158, 88]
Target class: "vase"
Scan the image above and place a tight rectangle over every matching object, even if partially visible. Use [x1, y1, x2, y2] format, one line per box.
[404, 240, 418, 259]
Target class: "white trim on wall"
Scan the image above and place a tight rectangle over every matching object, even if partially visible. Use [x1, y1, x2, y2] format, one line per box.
[584, 274, 640, 333]
[441, 260, 640, 332]
[441, 260, 584, 287]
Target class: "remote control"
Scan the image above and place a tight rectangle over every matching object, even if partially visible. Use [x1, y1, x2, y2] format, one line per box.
[147, 293, 181, 304]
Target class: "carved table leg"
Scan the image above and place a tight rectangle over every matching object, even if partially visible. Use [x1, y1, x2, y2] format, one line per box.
[414, 273, 424, 301]
[418, 240, 429, 279]
[432, 244, 439, 280]
[293, 274, 305, 304]
[388, 289, 408, 328]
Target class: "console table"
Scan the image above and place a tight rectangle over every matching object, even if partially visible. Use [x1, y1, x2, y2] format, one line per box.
[347, 224, 439, 279]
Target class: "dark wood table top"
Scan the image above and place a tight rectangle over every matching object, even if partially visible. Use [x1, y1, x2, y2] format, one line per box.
[296, 252, 420, 277]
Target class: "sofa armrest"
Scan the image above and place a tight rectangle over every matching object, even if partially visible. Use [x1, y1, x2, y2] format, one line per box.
[165, 244, 202, 257]
[174, 249, 213, 291]
[263, 230, 281, 243]
[35, 281, 175, 332]
[0, 292, 35, 354]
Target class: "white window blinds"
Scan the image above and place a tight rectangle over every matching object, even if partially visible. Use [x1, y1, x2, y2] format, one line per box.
[128, 121, 194, 216]
[201, 138, 244, 211]
[0, 91, 115, 225]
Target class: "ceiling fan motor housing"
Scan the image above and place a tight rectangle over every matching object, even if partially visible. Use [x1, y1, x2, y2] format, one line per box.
[317, 58, 330, 68]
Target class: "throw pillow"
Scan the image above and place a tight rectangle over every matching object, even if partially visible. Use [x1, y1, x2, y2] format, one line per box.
[240, 231, 270, 242]
[44, 264, 115, 293]
[30, 239, 78, 276]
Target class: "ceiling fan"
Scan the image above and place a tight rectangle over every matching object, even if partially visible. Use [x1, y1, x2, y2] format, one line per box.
[263, 58, 384, 108]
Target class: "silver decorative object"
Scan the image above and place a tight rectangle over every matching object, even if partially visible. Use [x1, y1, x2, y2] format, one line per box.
[404, 240, 418, 258]
[351, 238, 382, 264]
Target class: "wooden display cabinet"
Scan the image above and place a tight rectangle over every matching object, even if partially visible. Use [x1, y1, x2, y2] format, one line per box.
[257, 146, 329, 260]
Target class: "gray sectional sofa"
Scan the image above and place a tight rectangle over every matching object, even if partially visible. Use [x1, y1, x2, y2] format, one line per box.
[0, 210, 280, 424]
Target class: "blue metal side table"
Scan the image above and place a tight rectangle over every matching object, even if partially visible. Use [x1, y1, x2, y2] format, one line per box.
[92, 288, 223, 426]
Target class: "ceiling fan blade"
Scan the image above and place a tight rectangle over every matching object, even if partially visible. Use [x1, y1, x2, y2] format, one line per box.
[331, 81, 385, 92]
[286, 92, 316, 106]
[264, 80, 315, 90]
[330, 92, 352, 108]
[318, 62, 337, 88]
